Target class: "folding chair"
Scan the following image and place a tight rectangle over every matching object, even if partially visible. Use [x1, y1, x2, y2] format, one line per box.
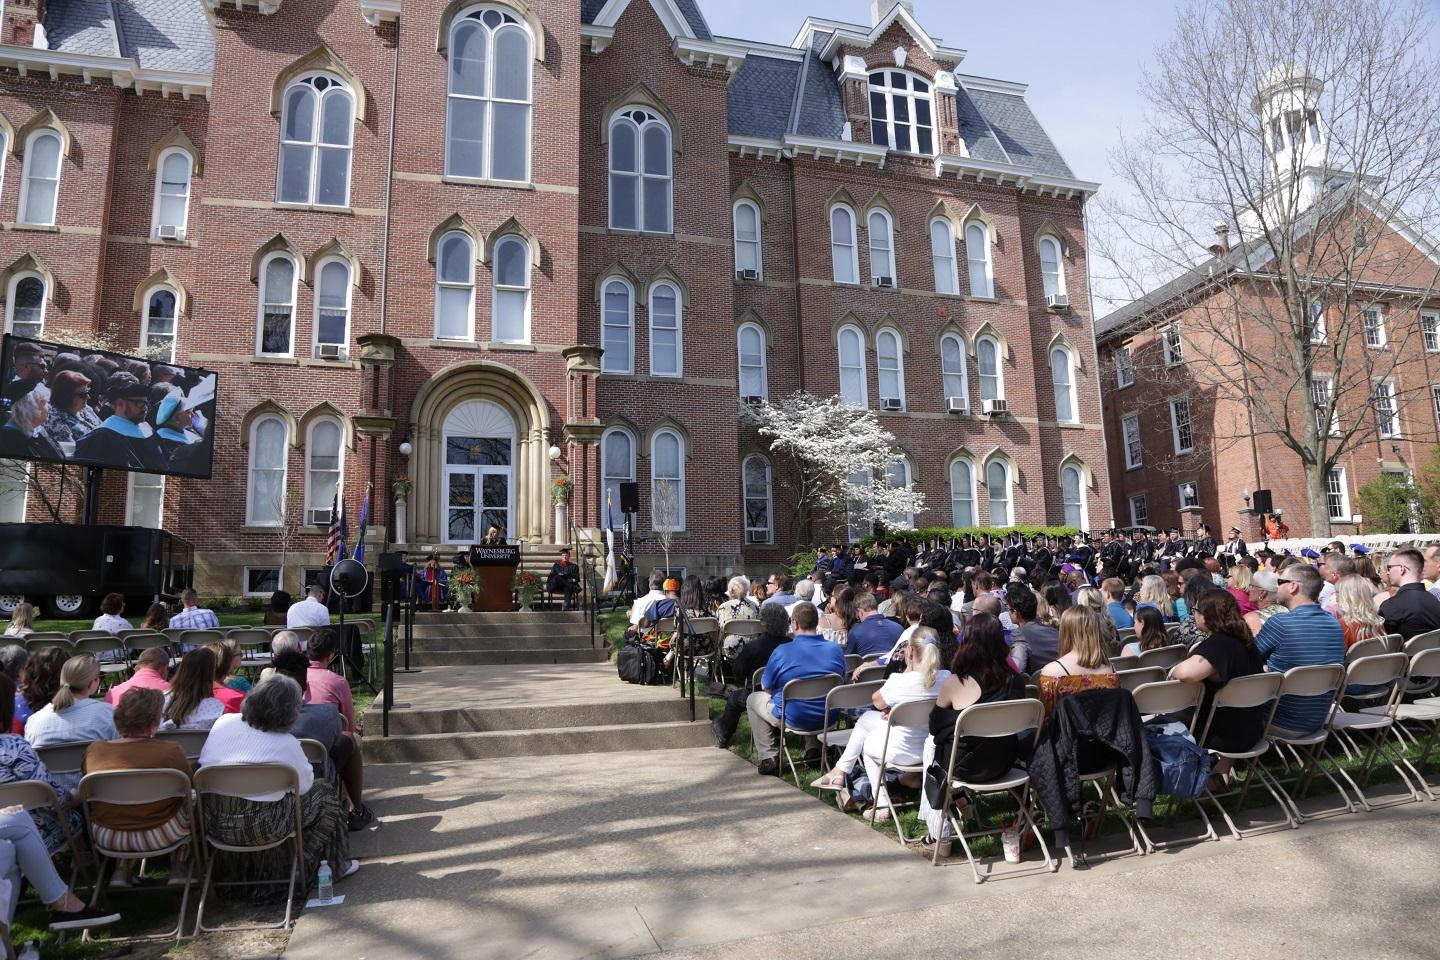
[78, 768, 196, 941]
[299, 739, 330, 779]
[815, 680, 883, 770]
[1327, 653, 1421, 810]
[1129, 680, 1216, 851]
[1362, 647, 1440, 799]
[126, 634, 174, 668]
[1136, 644, 1188, 670]
[843, 654, 862, 680]
[35, 741, 92, 784]
[1265, 664, 1352, 825]
[156, 729, 210, 762]
[683, 616, 719, 687]
[193, 763, 305, 933]
[0, 779, 91, 890]
[1197, 672, 1287, 839]
[21, 631, 66, 642]
[73, 636, 130, 682]
[777, 674, 841, 784]
[1402, 631, 1440, 698]
[933, 698, 1056, 881]
[1108, 654, 1140, 672]
[1115, 667, 1166, 693]
[25, 637, 72, 655]
[867, 697, 936, 845]
[852, 663, 885, 684]
[1115, 627, 1136, 647]
[118, 629, 159, 642]
[1163, 622, 1182, 637]
[1383, 632, 1405, 653]
[179, 630, 224, 653]
[67, 630, 113, 644]
[229, 630, 273, 677]
[1345, 637, 1387, 664]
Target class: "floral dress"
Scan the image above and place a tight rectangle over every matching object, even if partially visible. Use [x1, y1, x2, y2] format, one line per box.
[0, 733, 85, 853]
[1037, 669, 1120, 723]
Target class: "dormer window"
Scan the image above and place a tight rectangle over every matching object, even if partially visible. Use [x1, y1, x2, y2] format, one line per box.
[868, 71, 934, 155]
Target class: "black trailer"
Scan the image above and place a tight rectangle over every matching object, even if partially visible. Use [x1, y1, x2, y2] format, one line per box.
[0, 524, 194, 619]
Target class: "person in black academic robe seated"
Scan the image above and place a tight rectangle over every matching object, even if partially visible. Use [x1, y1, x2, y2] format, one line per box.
[74, 374, 165, 471]
[0, 381, 66, 462]
[152, 391, 208, 476]
[546, 548, 582, 610]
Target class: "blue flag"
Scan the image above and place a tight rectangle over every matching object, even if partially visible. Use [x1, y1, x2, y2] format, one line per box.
[353, 483, 372, 564]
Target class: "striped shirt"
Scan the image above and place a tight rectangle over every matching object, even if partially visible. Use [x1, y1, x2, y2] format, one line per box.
[169, 606, 220, 631]
[1255, 603, 1345, 733]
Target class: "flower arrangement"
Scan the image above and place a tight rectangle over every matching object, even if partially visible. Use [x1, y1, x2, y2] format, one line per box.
[551, 475, 573, 505]
[514, 569, 540, 611]
[449, 569, 479, 609]
[391, 474, 413, 499]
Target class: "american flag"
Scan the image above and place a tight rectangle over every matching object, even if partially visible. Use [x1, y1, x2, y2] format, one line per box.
[325, 492, 345, 565]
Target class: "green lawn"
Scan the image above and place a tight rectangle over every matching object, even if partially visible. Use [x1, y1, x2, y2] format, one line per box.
[28, 611, 379, 635]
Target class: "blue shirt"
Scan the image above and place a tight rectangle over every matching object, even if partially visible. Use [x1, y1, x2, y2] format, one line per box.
[1255, 603, 1345, 732]
[762, 634, 846, 728]
[845, 614, 903, 657]
[1107, 602, 1134, 629]
[762, 591, 797, 609]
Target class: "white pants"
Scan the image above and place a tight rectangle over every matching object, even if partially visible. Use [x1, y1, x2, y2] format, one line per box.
[833, 710, 886, 774]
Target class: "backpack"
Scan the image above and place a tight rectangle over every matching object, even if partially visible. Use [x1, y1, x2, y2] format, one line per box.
[1145, 721, 1211, 800]
[617, 638, 664, 685]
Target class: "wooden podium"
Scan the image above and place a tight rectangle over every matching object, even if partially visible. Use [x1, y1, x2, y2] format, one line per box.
[468, 544, 521, 612]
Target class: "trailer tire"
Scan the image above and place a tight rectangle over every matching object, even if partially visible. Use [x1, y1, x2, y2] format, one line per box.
[0, 595, 24, 616]
[45, 594, 93, 620]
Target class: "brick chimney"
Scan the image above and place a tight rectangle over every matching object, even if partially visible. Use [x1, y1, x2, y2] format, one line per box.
[4, 0, 47, 48]
[1208, 221, 1231, 258]
[871, 0, 914, 26]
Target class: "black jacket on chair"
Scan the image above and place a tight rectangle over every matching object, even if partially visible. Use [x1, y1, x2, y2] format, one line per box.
[1030, 687, 1157, 833]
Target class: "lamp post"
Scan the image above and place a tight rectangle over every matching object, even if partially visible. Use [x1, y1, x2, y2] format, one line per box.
[548, 444, 565, 545]
[395, 441, 413, 545]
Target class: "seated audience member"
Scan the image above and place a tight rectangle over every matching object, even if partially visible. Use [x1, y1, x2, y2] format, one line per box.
[306, 628, 357, 733]
[712, 603, 793, 749]
[259, 630, 304, 685]
[1162, 571, 1188, 620]
[1071, 586, 1120, 654]
[271, 651, 372, 831]
[1255, 564, 1345, 733]
[0, 673, 87, 856]
[3, 604, 35, 640]
[105, 647, 170, 705]
[25, 656, 117, 782]
[546, 549, 582, 610]
[821, 586, 857, 648]
[0, 647, 25, 701]
[161, 648, 226, 731]
[1101, 579, 1134, 629]
[198, 677, 356, 886]
[264, 590, 293, 627]
[1037, 606, 1119, 722]
[168, 588, 220, 633]
[1243, 571, 1286, 635]
[745, 603, 846, 776]
[1170, 589, 1265, 759]
[1379, 549, 1440, 641]
[15, 647, 66, 735]
[1226, 564, 1259, 616]
[286, 585, 332, 631]
[1173, 576, 1219, 650]
[762, 572, 798, 609]
[82, 688, 192, 881]
[210, 639, 251, 696]
[92, 593, 133, 636]
[140, 602, 170, 633]
[1336, 574, 1387, 649]
[845, 593, 904, 658]
[1122, 606, 1171, 658]
[788, 579, 818, 620]
[1006, 584, 1058, 674]
[639, 579, 680, 632]
[628, 571, 667, 632]
[716, 576, 761, 658]
[1135, 575, 1178, 623]
[0, 797, 119, 931]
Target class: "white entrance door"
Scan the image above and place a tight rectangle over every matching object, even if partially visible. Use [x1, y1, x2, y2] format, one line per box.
[443, 400, 516, 543]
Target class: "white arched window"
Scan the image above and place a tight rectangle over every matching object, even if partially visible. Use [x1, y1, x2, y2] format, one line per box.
[600, 278, 634, 374]
[867, 70, 934, 154]
[256, 253, 297, 356]
[1039, 235, 1065, 300]
[314, 259, 351, 355]
[742, 455, 772, 544]
[649, 282, 681, 377]
[305, 418, 343, 522]
[5, 274, 46, 338]
[447, 6, 532, 183]
[1051, 345, 1077, 422]
[733, 200, 762, 278]
[868, 209, 896, 285]
[491, 235, 530, 343]
[151, 149, 193, 239]
[19, 130, 62, 225]
[737, 323, 767, 401]
[986, 459, 1012, 527]
[650, 429, 685, 532]
[247, 415, 289, 526]
[435, 230, 475, 340]
[930, 218, 958, 294]
[885, 457, 914, 530]
[609, 108, 671, 234]
[277, 74, 353, 207]
[600, 427, 634, 523]
[940, 333, 968, 408]
[142, 286, 178, 361]
[949, 457, 976, 527]
[837, 324, 867, 407]
[830, 204, 858, 284]
[966, 221, 993, 298]
[876, 328, 904, 408]
[1061, 463, 1085, 529]
[977, 335, 1003, 402]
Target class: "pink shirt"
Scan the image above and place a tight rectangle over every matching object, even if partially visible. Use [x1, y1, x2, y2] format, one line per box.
[213, 684, 245, 714]
[105, 668, 169, 705]
[305, 664, 355, 732]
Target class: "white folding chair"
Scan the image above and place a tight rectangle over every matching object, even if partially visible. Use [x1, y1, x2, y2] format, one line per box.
[1327, 653, 1421, 810]
[35, 741, 91, 784]
[816, 680, 884, 770]
[1362, 647, 1440, 799]
[1108, 654, 1140, 672]
[851, 663, 885, 685]
[1115, 667, 1166, 693]
[1136, 644, 1188, 670]
[1196, 672, 1286, 839]
[865, 698, 935, 845]
[1401, 631, 1440, 699]
[193, 764, 305, 934]
[156, 729, 210, 762]
[1129, 680, 1216, 851]
[777, 674, 841, 784]
[1265, 664, 1352, 825]
[0, 779, 90, 890]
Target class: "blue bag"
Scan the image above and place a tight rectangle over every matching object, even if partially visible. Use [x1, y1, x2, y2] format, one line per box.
[1145, 721, 1211, 800]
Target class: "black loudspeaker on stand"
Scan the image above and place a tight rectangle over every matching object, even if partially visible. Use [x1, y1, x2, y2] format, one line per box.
[1251, 489, 1274, 516]
[619, 481, 640, 515]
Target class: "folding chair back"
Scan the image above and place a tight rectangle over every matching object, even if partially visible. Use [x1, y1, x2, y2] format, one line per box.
[1346, 637, 1387, 664]
[299, 739, 329, 776]
[1136, 644, 1188, 670]
[954, 697, 1043, 740]
[1115, 627, 1136, 645]
[843, 653, 862, 677]
[749, 667, 765, 692]
[75, 636, 128, 665]
[1405, 629, 1440, 654]
[1383, 633, 1404, 653]
[822, 679, 883, 713]
[163, 628, 188, 644]
[180, 629, 224, 650]
[227, 628, 270, 644]
[0, 778, 65, 813]
[117, 628, 158, 641]
[1131, 679, 1203, 720]
[25, 637, 72, 654]
[1109, 654, 1140, 671]
[68, 630, 113, 643]
[725, 619, 762, 638]
[1408, 646, 1440, 678]
[1343, 652, 1408, 691]
[654, 617, 676, 634]
[852, 663, 885, 684]
[686, 617, 719, 637]
[779, 674, 841, 721]
[22, 631, 66, 641]
[78, 768, 192, 826]
[36, 741, 92, 779]
[884, 697, 934, 734]
[1198, 672, 1282, 748]
[1115, 666, 1166, 692]
[1277, 663, 1345, 702]
[860, 652, 884, 663]
[126, 634, 172, 652]
[156, 728, 210, 760]
[1164, 622, 1182, 636]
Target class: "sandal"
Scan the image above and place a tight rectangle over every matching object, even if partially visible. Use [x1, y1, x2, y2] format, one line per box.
[813, 770, 846, 791]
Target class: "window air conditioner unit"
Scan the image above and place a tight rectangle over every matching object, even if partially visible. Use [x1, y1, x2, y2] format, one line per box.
[316, 343, 348, 361]
[880, 397, 903, 411]
[946, 395, 969, 415]
[1047, 293, 1070, 310]
[157, 224, 185, 241]
[741, 395, 764, 407]
[746, 530, 769, 544]
[982, 397, 1008, 416]
[873, 276, 895, 289]
[736, 268, 759, 281]
[307, 508, 332, 527]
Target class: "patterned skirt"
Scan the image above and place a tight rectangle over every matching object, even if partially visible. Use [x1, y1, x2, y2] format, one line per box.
[201, 781, 350, 891]
[91, 808, 192, 854]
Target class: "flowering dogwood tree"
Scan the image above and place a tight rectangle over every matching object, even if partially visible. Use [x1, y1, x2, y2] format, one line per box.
[748, 392, 926, 546]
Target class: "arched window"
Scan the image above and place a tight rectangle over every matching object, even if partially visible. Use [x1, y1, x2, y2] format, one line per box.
[733, 200, 762, 278]
[256, 254, 297, 356]
[868, 209, 896, 285]
[1061, 463, 1085, 529]
[5, 274, 46, 338]
[846, 470, 871, 544]
[247, 415, 289, 526]
[876, 328, 904, 408]
[151, 149, 193, 239]
[305, 417, 344, 522]
[1051, 345, 1077, 422]
[650, 429, 685, 532]
[314, 259, 351, 355]
[986, 459, 1012, 527]
[435, 230, 475, 340]
[127, 473, 165, 529]
[0, 130, 7, 203]
[609, 108, 671, 233]
[737, 322, 767, 400]
[19, 130, 62, 225]
[142, 286, 178, 361]
[491, 235, 530, 343]
[649, 282, 681, 377]
[977, 335, 1003, 402]
[1039, 235, 1065, 300]
[277, 74, 353, 207]
[600, 427, 634, 522]
[600, 278, 634, 374]
[447, 6, 533, 182]
[867, 70, 934, 154]
[940, 333, 968, 408]
[949, 457, 976, 527]
[837, 324, 867, 407]
[966, 221, 993, 298]
[930, 218, 957, 294]
[886, 456, 914, 530]
[830, 204, 858, 284]
[742, 455, 772, 544]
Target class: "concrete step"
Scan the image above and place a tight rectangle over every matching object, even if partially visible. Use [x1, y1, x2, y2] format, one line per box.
[363, 719, 713, 763]
[409, 634, 594, 652]
[406, 648, 608, 666]
[383, 699, 693, 735]
[413, 611, 587, 626]
[409, 622, 594, 640]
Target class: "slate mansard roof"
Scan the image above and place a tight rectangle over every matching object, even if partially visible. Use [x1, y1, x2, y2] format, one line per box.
[43, 0, 214, 73]
[582, 0, 713, 41]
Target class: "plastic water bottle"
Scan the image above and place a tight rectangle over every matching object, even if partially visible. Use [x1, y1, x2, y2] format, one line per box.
[18, 941, 40, 960]
[316, 860, 333, 901]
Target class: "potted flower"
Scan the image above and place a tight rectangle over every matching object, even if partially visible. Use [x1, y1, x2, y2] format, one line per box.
[551, 475, 573, 545]
[514, 570, 540, 611]
[449, 569, 479, 611]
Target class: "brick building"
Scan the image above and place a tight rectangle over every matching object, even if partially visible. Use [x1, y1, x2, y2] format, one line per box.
[0, 0, 1106, 599]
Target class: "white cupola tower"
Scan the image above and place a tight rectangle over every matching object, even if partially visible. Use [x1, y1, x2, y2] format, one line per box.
[1254, 65, 1327, 173]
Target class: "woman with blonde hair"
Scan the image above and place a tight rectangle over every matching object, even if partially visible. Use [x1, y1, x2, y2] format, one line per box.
[24, 655, 116, 788]
[3, 604, 35, 639]
[1071, 585, 1120, 653]
[1226, 563, 1258, 615]
[1335, 574, 1387, 649]
[1134, 575, 1177, 622]
[1037, 606, 1118, 722]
